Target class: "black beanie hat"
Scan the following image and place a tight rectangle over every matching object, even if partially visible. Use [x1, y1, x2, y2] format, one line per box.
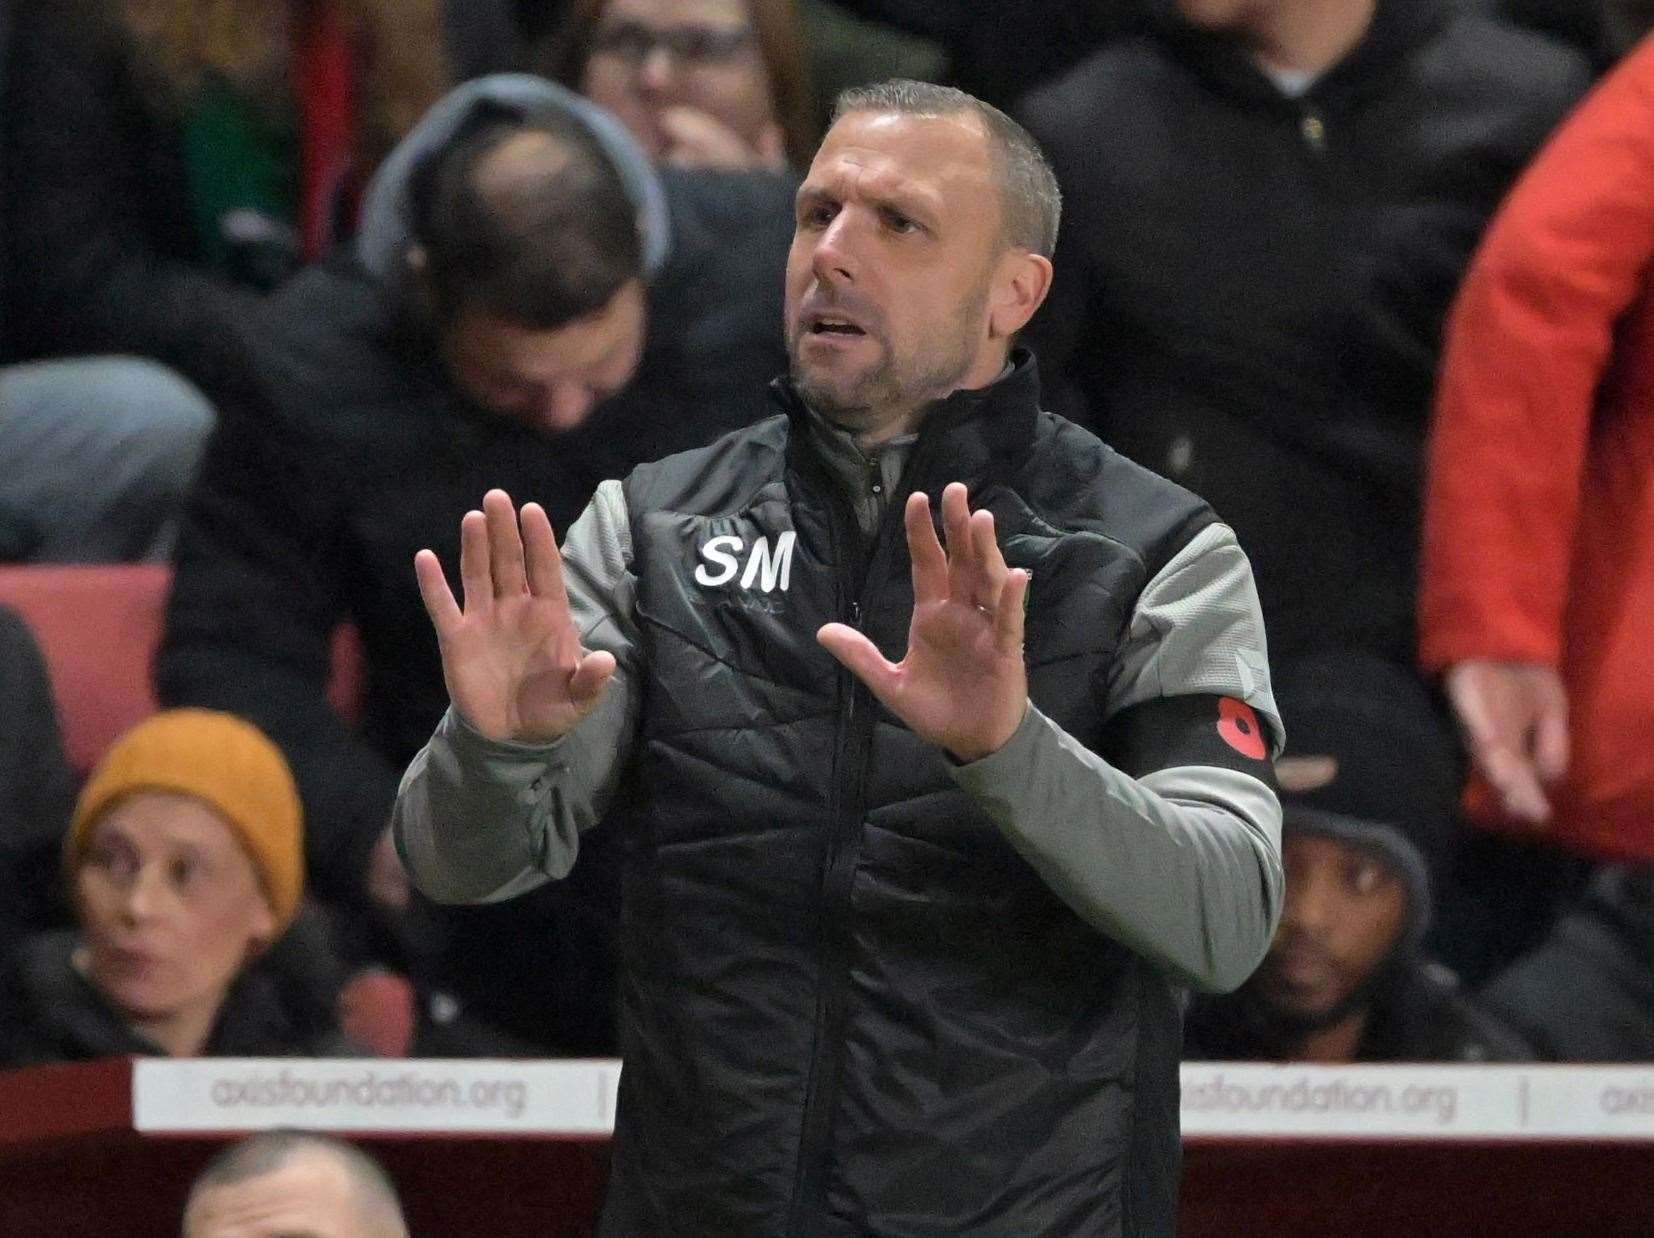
[1270, 653, 1462, 950]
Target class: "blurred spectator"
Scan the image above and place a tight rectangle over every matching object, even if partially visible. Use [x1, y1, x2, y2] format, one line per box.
[0, 358, 214, 562]
[182, 1130, 408, 1238]
[159, 76, 791, 1053]
[822, 0, 1151, 111]
[1480, 866, 1654, 1061]
[0, 709, 357, 1066]
[1185, 654, 1531, 1063]
[0, 605, 76, 946]
[1016, 0, 1590, 668]
[4, 0, 519, 364]
[542, 0, 819, 168]
[0, 0, 518, 563]
[1420, 37, 1654, 975]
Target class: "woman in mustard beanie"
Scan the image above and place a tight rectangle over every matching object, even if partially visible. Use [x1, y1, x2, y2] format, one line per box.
[0, 709, 355, 1064]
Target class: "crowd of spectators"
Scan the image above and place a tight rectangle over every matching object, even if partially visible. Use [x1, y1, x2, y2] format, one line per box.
[1, 0, 1650, 1081]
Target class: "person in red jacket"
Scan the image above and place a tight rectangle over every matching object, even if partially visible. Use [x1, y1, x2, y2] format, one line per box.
[1421, 34, 1654, 969]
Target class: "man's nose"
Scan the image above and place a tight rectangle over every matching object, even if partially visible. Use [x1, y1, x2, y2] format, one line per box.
[1283, 869, 1338, 935]
[540, 384, 597, 433]
[810, 211, 860, 287]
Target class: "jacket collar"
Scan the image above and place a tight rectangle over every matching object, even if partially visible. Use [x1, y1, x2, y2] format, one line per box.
[773, 347, 1044, 495]
[1149, 0, 1453, 115]
[10, 930, 308, 1060]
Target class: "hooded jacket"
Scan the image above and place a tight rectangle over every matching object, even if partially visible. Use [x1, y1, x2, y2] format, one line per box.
[158, 76, 670, 906]
[1184, 652, 1531, 1064]
[1016, 0, 1590, 664]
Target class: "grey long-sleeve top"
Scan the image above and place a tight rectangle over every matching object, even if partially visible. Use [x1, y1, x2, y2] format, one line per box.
[396, 435, 1286, 992]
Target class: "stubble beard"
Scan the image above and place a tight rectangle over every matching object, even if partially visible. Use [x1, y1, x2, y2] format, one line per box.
[788, 283, 990, 437]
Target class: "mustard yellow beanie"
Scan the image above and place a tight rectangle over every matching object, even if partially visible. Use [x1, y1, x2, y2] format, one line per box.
[66, 709, 304, 933]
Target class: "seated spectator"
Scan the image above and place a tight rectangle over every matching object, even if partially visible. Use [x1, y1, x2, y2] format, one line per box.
[1185, 655, 1531, 1063]
[1480, 866, 1654, 1061]
[0, 0, 518, 563]
[0, 709, 356, 1066]
[182, 1130, 407, 1238]
[1014, 0, 1589, 669]
[163, 74, 791, 1054]
[543, 0, 820, 168]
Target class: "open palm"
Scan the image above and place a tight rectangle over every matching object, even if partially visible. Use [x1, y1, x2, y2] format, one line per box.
[818, 484, 1029, 763]
[414, 489, 614, 743]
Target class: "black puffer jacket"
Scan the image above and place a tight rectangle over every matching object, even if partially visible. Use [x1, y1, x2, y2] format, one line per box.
[604, 357, 1218, 1238]
[1017, 0, 1590, 663]
[0, 929, 357, 1067]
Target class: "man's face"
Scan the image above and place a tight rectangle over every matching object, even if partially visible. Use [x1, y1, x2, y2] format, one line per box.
[182, 1151, 405, 1238]
[581, 0, 776, 160]
[441, 279, 646, 433]
[784, 110, 1009, 438]
[1252, 833, 1409, 1023]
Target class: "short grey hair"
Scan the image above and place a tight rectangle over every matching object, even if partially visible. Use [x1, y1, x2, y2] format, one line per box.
[831, 79, 1062, 259]
[183, 1130, 408, 1237]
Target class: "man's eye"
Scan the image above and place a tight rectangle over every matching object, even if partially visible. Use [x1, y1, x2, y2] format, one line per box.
[883, 210, 918, 234]
[802, 203, 835, 228]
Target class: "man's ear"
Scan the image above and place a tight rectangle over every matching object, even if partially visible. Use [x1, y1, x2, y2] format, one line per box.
[987, 251, 1054, 340]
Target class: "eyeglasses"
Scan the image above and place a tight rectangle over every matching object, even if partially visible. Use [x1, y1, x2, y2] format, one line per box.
[590, 19, 756, 69]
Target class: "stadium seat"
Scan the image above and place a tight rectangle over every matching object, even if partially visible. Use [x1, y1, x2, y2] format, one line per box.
[0, 564, 361, 776]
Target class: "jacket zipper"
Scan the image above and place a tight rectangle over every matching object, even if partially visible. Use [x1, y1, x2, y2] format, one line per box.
[786, 436, 935, 1236]
[1299, 106, 1327, 154]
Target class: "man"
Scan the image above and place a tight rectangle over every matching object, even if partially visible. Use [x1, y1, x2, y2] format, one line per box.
[159, 75, 796, 1052]
[1419, 34, 1654, 977]
[181, 1131, 408, 1238]
[1185, 654, 1530, 1063]
[397, 81, 1284, 1236]
[1015, 0, 1589, 668]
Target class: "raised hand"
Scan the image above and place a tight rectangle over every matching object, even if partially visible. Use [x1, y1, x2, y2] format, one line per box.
[413, 489, 615, 743]
[1446, 659, 1570, 827]
[818, 483, 1029, 763]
